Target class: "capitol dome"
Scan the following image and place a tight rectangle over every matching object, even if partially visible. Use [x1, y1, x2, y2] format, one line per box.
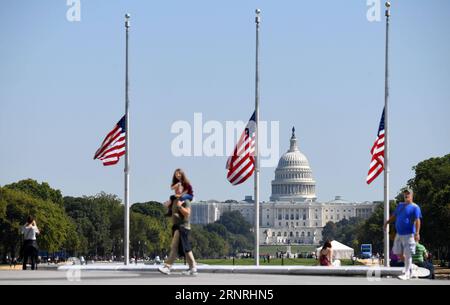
[270, 127, 317, 202]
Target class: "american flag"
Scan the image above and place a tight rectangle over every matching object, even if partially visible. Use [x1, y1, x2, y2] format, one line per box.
[94, 115, 126, 166]
[226, 112, 256, 185]
[366, 108, 385, 184]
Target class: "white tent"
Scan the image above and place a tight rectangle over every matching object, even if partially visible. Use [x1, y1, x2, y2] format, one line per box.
[316, 240, 355, 260]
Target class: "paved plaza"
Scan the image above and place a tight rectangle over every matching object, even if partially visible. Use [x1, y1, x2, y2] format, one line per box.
[0, 269, 447, 285]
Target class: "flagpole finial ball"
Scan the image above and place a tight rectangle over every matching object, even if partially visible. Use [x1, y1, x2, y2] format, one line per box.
[385, 2, 391, 8]
[255, 9, 261, 15]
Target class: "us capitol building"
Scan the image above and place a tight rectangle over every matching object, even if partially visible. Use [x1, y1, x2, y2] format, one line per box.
[191, 128, 378, 245]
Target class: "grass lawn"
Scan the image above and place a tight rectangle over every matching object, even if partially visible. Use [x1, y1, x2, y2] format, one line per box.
[197, 258, 363, 266]
[259, 245, 317, 256]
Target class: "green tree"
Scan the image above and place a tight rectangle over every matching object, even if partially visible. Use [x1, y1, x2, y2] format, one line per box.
[129, 211, 171, 258]
[405, 154, 450, 260]
[190, 225, 228, 258]
[205, 223, 229, 239]
[321, 221, 337, 243]
[5, 179, 63, 206]
[129, 201, 172, 257]
[205, 230, 228, 258]
[0, 187, 78, 258]
[357, 201, 397, 254]
[131, 201, 166, 220]
[63, 193, 121, 257]
[190, 225, 210, 258]
[217, 211, 252, 238]
[321, 217, 365, 247]
[337, 217, 365, 248]
[189, 211, 255, 258]
[228, 234, 253, 254]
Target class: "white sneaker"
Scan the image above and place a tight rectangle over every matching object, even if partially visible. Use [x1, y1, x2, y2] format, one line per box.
[397, 274, 411, 280]
[158, 265, 171, 275]
[181, 268, 198, 276]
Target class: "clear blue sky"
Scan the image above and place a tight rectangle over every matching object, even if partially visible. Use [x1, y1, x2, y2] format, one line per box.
[1, 0, 449, 204]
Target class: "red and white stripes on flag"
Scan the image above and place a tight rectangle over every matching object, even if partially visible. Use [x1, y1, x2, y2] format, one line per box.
[226, 112, 256, 185]
[366, 108, 385, 184]
[94, 116, 126, 166]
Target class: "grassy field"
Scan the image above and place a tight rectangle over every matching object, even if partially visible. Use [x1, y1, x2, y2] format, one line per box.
[197, 258, 362, 266]
[259, 245, 317, 256]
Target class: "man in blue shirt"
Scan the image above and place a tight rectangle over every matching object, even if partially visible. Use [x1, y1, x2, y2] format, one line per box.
[384, 188, 422, 280]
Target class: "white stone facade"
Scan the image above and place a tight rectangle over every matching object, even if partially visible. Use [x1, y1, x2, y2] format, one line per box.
[191, 128, 379, 245]
[270, 127, 317, 202]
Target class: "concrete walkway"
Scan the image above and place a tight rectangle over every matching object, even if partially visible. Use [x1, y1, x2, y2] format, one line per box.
[58, 263, 405, 277]
[1, 270, 446, 285]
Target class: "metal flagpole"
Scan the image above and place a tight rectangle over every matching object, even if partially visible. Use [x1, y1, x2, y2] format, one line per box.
[124, 13, 131, 266]
[254, 9, 261, 267]
[383, 2, 391, 267]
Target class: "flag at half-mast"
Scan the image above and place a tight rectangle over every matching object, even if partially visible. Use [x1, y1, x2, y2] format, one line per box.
[94, 115, 126, 166]
[226, 111, 256, 185]
[366, 108, 385, 184]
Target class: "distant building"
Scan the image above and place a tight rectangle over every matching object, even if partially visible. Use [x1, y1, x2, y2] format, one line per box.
[191, 128, 379, 245]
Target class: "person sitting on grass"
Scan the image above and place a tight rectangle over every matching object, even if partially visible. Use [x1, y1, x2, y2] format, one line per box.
[412, 242, 435, 279]
[319, 240, 333, 267]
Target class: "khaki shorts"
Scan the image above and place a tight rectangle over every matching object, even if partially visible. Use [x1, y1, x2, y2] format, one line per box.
[393, 234, 416, 257]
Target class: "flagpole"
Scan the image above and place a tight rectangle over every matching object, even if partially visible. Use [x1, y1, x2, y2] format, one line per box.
[124, 13, 131, 266]
[254, 9, 261, 267]
[383, 2, 390, 267]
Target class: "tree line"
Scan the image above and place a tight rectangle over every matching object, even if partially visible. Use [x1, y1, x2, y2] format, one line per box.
[1, 154, 448, 262]
[321, 154, 450, 261]
[0, 179, 253, 261]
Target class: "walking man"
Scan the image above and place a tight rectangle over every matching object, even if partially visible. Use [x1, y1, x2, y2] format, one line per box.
[384, 188, 422, 280]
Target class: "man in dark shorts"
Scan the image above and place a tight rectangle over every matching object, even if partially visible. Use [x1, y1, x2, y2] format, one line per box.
[158, 197, 197, 276]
